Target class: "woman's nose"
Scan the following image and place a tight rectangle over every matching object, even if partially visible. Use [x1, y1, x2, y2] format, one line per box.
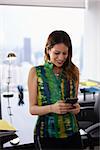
[58, 54, 65, 60]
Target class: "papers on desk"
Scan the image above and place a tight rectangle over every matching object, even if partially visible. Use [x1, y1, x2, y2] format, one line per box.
[0, 119, 16, 131]
[80, 81, 98, 87]
[0, 119, 16, 138]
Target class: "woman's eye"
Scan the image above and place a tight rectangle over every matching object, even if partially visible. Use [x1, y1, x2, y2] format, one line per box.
[54, 52, 60, 55]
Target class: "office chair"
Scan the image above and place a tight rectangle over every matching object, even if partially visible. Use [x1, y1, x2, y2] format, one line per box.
[78, 93, 100, 149]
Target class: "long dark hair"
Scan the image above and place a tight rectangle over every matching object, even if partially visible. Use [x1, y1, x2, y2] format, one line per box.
[44, 30, 79, 81]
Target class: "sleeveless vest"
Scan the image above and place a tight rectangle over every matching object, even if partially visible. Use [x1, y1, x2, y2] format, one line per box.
[34, 62, 79, 138]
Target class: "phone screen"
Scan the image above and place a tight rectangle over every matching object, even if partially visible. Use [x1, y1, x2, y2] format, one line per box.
[65, 98, 78, 104]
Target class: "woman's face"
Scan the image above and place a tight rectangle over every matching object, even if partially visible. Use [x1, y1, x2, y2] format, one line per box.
[48, 43, 68, 67]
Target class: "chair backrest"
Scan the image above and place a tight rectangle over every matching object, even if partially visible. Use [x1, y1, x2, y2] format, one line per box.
[94, 93, 100, 122]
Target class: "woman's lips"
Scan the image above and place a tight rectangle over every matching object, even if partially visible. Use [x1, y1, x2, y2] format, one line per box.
[56, 61, 64, 66]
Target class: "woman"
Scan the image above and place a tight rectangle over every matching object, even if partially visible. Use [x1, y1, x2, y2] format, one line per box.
[28, 30, 82, 150]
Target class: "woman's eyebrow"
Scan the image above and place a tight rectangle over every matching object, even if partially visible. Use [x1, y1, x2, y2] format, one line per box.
[54, 49, 61, 51]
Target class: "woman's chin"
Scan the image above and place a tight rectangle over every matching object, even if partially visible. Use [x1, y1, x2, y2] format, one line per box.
[55, 64, 63, 68]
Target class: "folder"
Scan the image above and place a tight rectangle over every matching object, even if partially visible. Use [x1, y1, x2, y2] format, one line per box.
[80, 81, 97, 86]
[0, 119, 16, 131]
[0, 119, 16, 138]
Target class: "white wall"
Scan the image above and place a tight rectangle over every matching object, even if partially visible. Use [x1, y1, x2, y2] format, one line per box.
[83, 1, 100, 82]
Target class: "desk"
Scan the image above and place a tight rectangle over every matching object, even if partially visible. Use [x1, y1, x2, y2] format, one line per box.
[0, 131, 17, 149]
[80, 87, 100, 101]
[0, 119, 17, 149]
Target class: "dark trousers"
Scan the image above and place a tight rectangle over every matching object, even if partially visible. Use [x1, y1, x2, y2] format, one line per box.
[34, 132, 83, 150]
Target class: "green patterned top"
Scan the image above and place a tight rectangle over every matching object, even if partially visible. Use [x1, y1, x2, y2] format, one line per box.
[34, 62, 79, 138]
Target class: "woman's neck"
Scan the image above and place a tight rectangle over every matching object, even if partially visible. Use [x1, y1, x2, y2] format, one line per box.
[53, 66, 62, 76]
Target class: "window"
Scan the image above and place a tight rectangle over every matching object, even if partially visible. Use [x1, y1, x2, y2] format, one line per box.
[0, 5, 84, 90]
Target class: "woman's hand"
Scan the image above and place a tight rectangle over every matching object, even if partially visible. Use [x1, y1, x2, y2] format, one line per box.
[50, 100, 73, 114]
[68, 103, 80, 115]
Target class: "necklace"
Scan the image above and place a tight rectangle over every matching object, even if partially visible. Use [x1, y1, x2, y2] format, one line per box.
[53, 69, 62, 77]
[55, 73, 60, 77]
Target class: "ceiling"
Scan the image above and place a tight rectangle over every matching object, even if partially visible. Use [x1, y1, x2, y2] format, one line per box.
[0, 0, 86, 8]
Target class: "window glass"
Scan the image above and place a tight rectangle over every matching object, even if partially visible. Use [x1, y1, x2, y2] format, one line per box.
[0, 5, 84, 90]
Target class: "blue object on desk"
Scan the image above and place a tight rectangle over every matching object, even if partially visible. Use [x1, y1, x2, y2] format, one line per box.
[83, 87, 100, 93]
[80, 87, 100, 101]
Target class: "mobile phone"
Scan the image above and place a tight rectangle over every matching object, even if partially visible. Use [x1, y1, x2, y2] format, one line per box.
[65, 98, 78, 105]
